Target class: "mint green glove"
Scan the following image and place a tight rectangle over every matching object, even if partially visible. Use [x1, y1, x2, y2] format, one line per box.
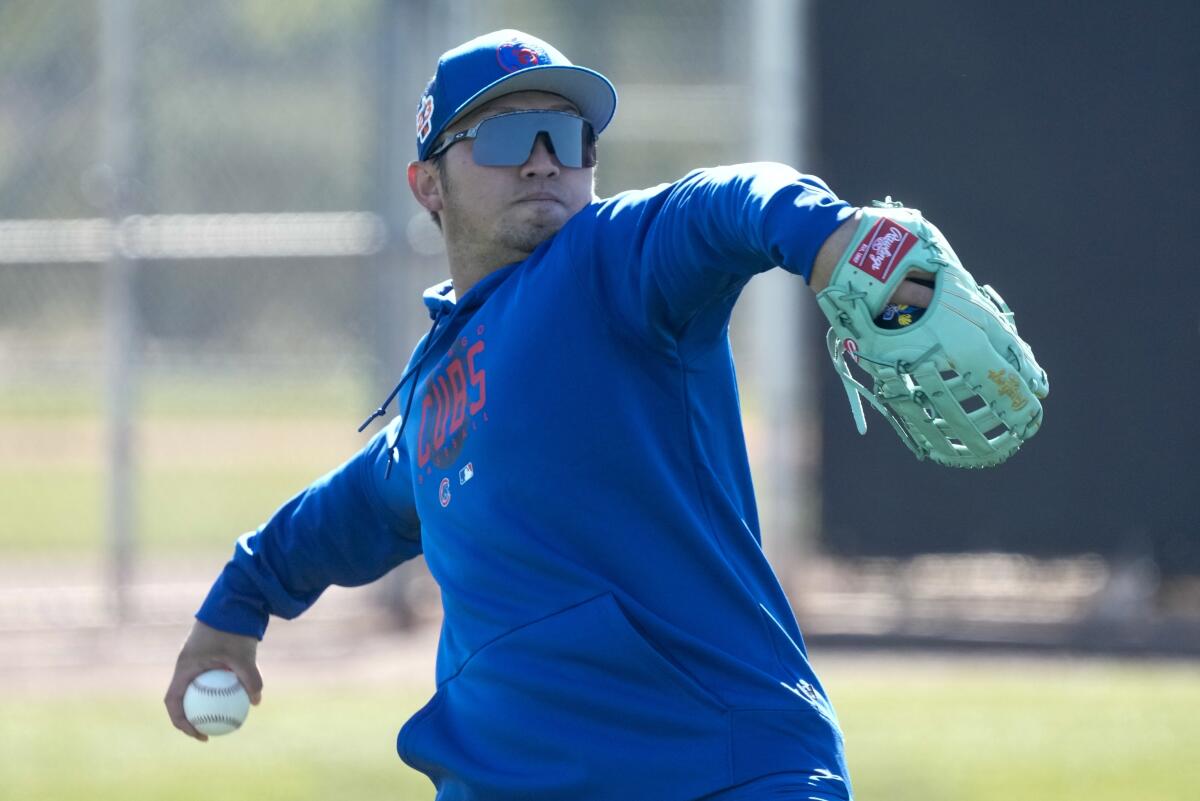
[816, 199, 1049, 468]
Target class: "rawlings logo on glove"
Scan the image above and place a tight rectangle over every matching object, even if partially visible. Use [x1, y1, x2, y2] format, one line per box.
[816, 199, 1049, 468]
[849, 218, 917, 281]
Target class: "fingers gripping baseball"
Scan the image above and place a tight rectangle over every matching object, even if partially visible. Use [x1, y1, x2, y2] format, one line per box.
[165, 620, 262, 741]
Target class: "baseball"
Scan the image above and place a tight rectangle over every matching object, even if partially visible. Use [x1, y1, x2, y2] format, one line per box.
[183, 669, 250, 736]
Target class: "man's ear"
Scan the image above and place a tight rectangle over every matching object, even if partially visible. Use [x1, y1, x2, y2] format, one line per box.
[408, 161, 444, 214]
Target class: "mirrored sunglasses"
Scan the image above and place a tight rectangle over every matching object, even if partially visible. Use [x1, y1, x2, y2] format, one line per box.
[427, 110, 597, 168]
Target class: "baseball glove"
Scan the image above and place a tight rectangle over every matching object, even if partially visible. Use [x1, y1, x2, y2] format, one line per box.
[815, 199, 1049, 468]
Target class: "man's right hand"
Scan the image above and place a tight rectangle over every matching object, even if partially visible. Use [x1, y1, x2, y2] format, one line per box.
[164, 619, 263, 741]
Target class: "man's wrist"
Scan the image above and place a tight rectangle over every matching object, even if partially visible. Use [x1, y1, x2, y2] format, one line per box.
[809, 208, 862, 293]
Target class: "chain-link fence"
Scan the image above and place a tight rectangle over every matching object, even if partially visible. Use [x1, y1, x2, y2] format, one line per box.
[0, 0, 747, 393]
[0, 0, 779, 627]
[6, 1, 1195, 644]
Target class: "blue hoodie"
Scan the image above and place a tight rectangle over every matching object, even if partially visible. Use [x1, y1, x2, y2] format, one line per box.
[198, 163, 856, 801]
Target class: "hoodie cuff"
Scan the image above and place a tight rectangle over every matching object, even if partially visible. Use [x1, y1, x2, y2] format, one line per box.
[195, 563, 271, 640]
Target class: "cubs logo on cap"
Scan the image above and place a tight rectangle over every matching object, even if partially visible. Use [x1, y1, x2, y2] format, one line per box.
[497, 38, 550, 73]
[415, 29, 617, 161]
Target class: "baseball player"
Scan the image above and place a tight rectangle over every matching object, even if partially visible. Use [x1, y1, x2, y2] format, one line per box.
[165, 29, 1046, 801]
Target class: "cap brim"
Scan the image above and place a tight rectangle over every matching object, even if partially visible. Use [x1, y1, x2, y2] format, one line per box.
[445, 64, 617, 137]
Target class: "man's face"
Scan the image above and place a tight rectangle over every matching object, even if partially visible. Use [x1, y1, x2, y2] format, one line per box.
[431, 91, 597, 258]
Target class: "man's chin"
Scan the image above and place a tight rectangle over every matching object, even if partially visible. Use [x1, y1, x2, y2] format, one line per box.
[500, 216, 566, 254]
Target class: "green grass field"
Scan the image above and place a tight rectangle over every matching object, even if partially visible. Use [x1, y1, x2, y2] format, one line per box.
[825, 657, 1200, 800]
[3, 377, 1198, 800]
[0, 373, 368, 421]
[1, 657, 1196, 801]
[0, 686, 434, 801]
[0, 373, 369, 554]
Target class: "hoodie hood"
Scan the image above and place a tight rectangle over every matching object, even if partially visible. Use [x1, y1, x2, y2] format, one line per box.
[422, 280, 457, 319]
[422, 261, 524, 321]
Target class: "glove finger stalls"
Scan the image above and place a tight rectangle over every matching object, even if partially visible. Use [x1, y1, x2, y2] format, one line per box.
[1013, 334, 1050, 399]
[990, 321, 1048, 400]
[975, 283, 1050, 400]
[942, 279, 1050, 405]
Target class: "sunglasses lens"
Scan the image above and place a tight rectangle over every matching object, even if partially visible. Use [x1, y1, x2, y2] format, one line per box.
[473, 112, 596, 168]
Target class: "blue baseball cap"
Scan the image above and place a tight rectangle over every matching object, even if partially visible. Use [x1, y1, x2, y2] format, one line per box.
[415, 29, 617, 161]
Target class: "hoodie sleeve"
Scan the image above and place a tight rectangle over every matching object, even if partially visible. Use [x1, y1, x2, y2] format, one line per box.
[573, 162, 855, 348]
[195, 414, 422, 639]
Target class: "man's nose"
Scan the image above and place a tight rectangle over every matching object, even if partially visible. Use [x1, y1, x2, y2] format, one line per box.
[521, 133, 562, 178]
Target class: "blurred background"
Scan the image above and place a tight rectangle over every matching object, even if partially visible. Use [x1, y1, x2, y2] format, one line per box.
[1, 1, 1197, 800]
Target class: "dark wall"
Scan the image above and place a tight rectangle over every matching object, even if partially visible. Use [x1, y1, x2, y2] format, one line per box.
[813, 1, 1200, 570]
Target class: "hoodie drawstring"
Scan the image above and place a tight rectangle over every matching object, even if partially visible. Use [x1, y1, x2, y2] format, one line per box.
[357, 312, 445, 478]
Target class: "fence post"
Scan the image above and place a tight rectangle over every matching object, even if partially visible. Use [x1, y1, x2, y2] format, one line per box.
[745, 0, 817, 603]
[101, 0, 138, 623]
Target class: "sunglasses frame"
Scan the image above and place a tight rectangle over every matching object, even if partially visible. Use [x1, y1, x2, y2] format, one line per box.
[426, 109, 597, 168]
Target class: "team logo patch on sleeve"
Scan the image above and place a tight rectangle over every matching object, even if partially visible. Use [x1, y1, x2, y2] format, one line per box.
[849, 218, 918, 282]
